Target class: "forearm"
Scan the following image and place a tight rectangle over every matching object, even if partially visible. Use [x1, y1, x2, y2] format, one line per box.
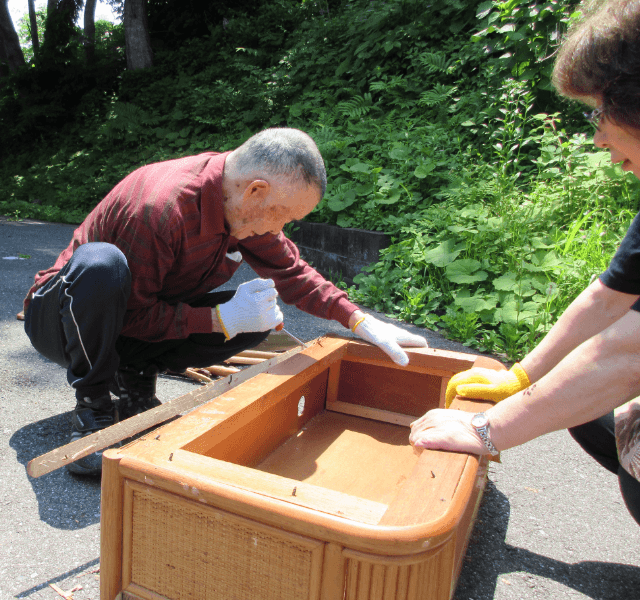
[210, 307, 225, 334]
[348, 309, 365, 330]
[490, 309, 640, 450]
[521, 278, 639, 382]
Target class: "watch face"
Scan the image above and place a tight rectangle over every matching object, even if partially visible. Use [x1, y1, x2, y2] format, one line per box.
[471, 412, 489, 428]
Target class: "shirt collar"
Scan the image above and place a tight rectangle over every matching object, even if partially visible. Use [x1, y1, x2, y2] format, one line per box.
[200, 151, 232, 238]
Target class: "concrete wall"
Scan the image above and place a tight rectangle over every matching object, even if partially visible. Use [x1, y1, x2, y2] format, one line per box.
[288, 220, 391, 286]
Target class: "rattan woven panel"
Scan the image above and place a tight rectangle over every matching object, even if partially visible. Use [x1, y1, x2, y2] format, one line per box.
[126, 484, 324, 600]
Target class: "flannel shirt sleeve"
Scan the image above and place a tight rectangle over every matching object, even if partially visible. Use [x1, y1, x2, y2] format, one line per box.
[239, 232, 359, 328]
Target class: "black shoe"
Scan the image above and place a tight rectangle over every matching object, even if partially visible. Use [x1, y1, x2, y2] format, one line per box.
[110, 365, 162, 421]
[67, 393, 118, 476]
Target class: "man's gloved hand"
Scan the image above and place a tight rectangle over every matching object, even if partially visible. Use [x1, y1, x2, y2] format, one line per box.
[216, 278, 283, 340]
[445, 362, 530, 408]
[353, 315, 428, 367]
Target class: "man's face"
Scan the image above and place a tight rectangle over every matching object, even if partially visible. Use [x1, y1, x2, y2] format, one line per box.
[594, 117, 640, 180]
[228, 181, 320, 240]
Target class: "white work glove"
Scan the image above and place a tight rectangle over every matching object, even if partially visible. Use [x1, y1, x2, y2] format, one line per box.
[216, 278, 284, 340]
[353, 314, 428, 367]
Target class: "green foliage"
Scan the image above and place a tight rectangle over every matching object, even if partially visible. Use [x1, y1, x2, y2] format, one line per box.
[1, 0, 636, 360]
[347, 114, 639, 360]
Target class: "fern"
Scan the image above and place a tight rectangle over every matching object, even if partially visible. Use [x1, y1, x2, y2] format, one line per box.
[369, 76, 407, 93]
[336, 93, 375, 119]
[418, 51, 457, 74]
[418, 84, 458, 107]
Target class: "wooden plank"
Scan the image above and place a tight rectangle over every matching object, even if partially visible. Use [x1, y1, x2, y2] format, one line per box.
[326, 400, 414, 427]
[343, 340, 478, 373]
[171, 449, 388, 525]
[439, 375, 450, 408]
[26, 344, 307, 478]
[100, 451, 125, 600]
[325, 361, 341, 405]
[256, 411, 418, 506]
[189, 369, 330, 466]
[378, 450, 472, 527]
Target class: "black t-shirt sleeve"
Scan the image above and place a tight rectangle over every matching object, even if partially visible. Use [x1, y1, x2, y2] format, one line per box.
[600, 210, 640, 298]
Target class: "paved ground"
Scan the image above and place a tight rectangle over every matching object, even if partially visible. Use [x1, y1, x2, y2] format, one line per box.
[1, 216, 639, 600]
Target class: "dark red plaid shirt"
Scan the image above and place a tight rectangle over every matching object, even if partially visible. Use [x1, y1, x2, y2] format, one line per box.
[25, 152, 358, 342]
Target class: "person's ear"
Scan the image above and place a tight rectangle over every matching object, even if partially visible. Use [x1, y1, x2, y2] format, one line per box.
[242, 180, 270, 203]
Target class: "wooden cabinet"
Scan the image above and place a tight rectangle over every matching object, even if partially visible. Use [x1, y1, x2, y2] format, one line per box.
[101, 336, 502, 600]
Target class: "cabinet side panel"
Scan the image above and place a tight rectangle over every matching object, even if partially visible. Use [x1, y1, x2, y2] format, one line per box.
[343, 540, 455, 600]
[127, 483, 323, 600]
[190, 369, 329, 467]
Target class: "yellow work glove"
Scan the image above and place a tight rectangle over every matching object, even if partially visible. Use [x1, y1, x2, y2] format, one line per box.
[445, 362, 530, 408]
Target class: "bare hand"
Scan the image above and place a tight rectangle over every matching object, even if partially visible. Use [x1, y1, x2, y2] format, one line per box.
[409, 409, 488, 455]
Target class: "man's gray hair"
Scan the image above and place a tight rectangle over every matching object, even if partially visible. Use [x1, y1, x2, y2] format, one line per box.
[233, 128, 327, 197]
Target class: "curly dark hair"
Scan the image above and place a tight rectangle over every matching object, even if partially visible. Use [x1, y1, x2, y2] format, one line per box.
[553, 0, 640, 129]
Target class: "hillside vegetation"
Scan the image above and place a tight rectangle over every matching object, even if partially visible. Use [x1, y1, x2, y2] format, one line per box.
[2, 0, 638, 360]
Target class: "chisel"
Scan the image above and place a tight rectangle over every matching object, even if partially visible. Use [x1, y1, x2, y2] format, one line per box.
[275, 322, 307, 347]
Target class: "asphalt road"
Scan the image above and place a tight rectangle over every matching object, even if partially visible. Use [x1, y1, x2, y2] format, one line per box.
[1, 216, 639, 600]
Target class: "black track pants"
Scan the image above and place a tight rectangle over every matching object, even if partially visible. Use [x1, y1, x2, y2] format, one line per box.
[25, 242, 269, 399]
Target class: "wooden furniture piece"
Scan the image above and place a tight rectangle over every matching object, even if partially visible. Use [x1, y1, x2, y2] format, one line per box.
[101, 335, 503, 600]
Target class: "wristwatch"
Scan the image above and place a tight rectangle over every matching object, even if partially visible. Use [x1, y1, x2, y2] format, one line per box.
[471, 412, 500, 456]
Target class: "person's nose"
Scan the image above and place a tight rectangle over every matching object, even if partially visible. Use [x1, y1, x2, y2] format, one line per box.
[593, 128, 607, 149]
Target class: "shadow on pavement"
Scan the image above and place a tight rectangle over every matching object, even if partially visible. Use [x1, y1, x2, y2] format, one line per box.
[9, 412, 102, 531]
[14, 557, 100, 599]
[455, 481, 640, 600]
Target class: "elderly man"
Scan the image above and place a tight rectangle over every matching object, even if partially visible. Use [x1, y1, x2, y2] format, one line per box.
[24, 127, 426, 476]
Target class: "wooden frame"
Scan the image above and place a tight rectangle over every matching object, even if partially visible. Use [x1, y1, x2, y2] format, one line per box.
[101, 335, 503, 600]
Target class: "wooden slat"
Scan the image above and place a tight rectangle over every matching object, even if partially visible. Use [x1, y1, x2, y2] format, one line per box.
[326, 400, 414, 427]
[202, 364, 241, 377]
[225, 356, 265, 365]
[237, 350, 279, 359]
[185, 368, 213, 383]
[320, 542, 346, 600]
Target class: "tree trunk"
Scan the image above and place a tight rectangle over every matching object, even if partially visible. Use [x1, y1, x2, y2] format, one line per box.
[0, 0, 26, 73]
[0, 26, 10, 84]
[124, 0, 153, 70]
[28, 0, 40, 60]
[45, 0, 56, 42]
[84, 0, 97, 63]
